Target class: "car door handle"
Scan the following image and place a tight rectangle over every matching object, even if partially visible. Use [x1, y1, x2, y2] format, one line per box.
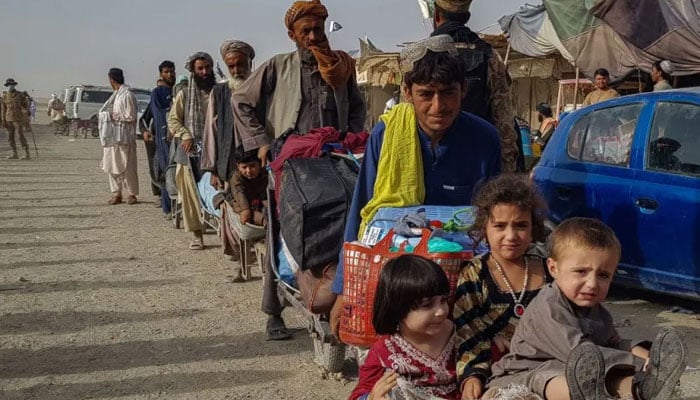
[635, 198, 659, 210]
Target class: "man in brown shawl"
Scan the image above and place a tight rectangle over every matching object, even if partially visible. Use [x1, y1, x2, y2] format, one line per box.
[233, 0, 366, 340]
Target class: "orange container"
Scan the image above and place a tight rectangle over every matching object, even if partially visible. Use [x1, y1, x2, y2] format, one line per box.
[339, 229, 472, 346]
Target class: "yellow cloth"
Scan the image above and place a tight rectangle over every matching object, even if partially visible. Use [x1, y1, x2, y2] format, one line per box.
[175, 163, 202, 233]
[358, 103, 425, 239]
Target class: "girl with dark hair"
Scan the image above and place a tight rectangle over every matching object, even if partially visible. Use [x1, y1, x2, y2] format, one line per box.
[454, 173, 552, 400]
[349, 255, 459, 400]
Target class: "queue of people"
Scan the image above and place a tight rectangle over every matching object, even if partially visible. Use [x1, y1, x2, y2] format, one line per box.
[89, 0, 687, 399]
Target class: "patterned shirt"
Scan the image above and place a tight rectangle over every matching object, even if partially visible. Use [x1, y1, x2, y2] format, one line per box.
[453, 253, 550, 385]
[350, 333, 459, 400]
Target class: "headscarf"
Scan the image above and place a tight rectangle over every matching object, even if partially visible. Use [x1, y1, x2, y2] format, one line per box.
[185, 52, 214, 72]
[176, 74, 189, 85]
[400, 35, 457, 73]
[435, 0, 472, 14]
[219, 40, 255, 61]
[309, 42, 356, 90]
[284, 0, 353, 89]
[284, 0, 328, 30]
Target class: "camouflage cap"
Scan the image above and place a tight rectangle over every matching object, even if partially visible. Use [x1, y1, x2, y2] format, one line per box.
[435, 0, 472, 14]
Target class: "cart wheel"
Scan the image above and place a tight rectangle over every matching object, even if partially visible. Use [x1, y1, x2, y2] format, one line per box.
[314, 337, 346, 373]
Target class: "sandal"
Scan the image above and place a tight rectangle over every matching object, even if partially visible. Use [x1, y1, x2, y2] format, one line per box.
[189, 237, 204, 250]
[266, 315, 292, 341]
[566, 341, 607, 400]
[126, 195, 137, 205]
[635, 328, 687, 400]
[108, 195, 122, 205]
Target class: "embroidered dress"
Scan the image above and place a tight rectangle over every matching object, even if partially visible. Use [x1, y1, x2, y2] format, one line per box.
[349, 333, 459, 400]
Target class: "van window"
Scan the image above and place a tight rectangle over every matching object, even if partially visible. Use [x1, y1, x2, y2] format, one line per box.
[68, 90, 77, 102]
[579, 103, 643, 166]
[647, 102, 700, 176]
[81, 90, 112, 104]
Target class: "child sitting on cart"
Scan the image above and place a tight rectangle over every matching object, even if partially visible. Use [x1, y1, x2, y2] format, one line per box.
[230, 146, 267, 227]
[214, 146, 268, 281]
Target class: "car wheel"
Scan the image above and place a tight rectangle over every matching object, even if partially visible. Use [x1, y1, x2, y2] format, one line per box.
[90, 116, 99, 137]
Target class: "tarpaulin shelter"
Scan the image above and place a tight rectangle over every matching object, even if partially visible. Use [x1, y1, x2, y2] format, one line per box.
[499, 1, 700, 82]
[355, 37, 402, 128]
[482, 32, 577, 129]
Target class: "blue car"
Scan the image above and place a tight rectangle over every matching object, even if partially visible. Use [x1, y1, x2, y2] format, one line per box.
[533, 88, 700, 299]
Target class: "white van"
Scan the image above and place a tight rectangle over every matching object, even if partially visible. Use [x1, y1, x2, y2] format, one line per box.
[63, 85, 113, 123]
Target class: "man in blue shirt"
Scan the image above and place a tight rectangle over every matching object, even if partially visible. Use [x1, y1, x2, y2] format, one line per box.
[330, 35, 502, 336]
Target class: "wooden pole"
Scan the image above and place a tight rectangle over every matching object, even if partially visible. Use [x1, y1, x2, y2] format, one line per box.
[573, 66, 580, 111]
[504, 43, 512, 66]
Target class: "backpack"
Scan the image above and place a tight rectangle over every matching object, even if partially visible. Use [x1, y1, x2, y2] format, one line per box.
[455, 38, 493, 121]
[278, 156, 358, 272]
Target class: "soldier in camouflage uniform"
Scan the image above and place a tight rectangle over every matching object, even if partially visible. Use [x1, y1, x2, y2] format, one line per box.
[1, 78, 31, 159]
[431, 0, 518, 172]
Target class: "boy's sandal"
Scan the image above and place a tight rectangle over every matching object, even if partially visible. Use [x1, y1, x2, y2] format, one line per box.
[266, 316, 292, 341]
[635, 327, 687, 400]
[565, 342, 608, 400]
[189, 238, 204, 250]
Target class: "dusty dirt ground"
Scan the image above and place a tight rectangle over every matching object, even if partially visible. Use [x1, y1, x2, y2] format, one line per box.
[1, 118, 699, 399]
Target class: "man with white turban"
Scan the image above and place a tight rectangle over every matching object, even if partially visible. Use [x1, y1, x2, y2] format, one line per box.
[652, 60, 674, 91]
[201, 40, 256, 276]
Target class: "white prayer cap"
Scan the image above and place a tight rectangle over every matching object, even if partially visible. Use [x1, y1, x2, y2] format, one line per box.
[660, 60, 675, 75]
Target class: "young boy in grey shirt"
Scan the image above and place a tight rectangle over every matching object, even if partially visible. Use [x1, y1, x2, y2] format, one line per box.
[486, 218, 687, 400]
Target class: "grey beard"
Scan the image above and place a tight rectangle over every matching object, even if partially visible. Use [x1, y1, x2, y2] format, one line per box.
[298, 47, 317, 64]
[228, 76, 246, 91]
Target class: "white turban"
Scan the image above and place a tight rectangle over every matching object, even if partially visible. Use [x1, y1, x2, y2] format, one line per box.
[660, 60, 675, 75]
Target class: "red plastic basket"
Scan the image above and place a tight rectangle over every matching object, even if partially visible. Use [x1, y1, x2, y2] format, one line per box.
[339, 229, 472, 346]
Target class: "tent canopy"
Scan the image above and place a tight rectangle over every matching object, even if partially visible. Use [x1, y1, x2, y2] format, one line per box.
[499, 1, 700, 81]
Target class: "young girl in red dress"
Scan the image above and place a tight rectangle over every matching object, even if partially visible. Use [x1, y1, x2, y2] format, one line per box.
[349, 255, 459, 400]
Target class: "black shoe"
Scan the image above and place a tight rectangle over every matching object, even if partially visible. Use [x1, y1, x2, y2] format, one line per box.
[635, 328, 687, 400]
[566, 341, 609, 400]
[266, 315, 292, 341]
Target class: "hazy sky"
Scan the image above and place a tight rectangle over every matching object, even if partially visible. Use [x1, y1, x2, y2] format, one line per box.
[0, 0, 529, 98]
